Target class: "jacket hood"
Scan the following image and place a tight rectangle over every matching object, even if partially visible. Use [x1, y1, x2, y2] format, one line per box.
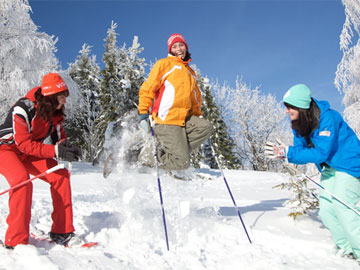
[25, 87, 40, 102]
[313, 98, 330, 115]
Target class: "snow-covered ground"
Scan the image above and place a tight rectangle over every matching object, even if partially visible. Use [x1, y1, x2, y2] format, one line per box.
[0, 162, 357, 269]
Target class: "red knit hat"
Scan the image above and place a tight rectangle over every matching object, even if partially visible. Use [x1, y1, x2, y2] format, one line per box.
[167, 33, 188, 52]
[41, 73, 68, 96]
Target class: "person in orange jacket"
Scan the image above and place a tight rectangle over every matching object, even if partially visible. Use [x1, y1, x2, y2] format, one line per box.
[138, 33, 213, 170]
[0, 73, 81, 249]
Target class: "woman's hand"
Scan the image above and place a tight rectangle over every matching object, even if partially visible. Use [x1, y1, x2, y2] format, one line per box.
[55, 140, 82, 162]
[264, 139, 288, 160]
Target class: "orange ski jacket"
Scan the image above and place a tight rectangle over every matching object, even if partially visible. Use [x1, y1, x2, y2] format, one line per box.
[138, 55, 202, 126]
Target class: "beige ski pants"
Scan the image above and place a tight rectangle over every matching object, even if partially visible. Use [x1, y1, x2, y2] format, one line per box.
[153, 115, 213, 170]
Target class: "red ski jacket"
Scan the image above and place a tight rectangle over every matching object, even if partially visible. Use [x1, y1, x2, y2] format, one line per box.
[0, 87, 66, 158]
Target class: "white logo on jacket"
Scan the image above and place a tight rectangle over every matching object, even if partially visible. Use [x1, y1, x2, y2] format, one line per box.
[319, 130, 331, 137]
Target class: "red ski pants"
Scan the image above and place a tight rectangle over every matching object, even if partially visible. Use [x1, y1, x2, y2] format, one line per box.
[0, 149, 74, 247]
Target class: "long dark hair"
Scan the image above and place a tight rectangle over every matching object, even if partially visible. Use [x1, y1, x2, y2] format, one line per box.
[284, 99, 320, 146]
[34, 88, 69, 121]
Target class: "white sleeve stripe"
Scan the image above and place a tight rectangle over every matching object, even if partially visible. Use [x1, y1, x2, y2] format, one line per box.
[56, 125, 61, 140]
[13, 106, 30, 132]
[193, 89, 200, 105]
[161, 65, 182, 81]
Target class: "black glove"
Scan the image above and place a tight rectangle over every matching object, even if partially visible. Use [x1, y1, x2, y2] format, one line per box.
[56, 140, 82, 162]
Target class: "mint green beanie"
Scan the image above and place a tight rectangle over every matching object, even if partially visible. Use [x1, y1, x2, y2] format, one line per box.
[283, 84, 312, 109]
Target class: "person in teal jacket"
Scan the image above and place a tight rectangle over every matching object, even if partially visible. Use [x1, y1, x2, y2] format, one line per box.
[265, 84, 360, 260]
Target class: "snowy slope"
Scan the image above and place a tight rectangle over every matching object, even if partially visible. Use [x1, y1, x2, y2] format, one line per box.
[0, 162, 357, 269]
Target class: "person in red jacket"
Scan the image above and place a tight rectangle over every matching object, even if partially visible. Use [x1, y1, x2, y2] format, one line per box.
[0, 73, 81, 249]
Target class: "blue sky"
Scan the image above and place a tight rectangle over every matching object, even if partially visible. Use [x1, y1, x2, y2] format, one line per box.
[29, 0, 345, 111]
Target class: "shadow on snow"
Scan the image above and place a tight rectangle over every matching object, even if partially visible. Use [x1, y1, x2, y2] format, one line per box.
[218, 198, 288, 216]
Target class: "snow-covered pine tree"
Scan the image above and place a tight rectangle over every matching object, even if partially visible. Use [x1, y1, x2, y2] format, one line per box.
[273, 166, 319, 219]
[117, 36, 146, 114]
[213, 78, 287, 171]
[335, 0, 360, 135]
[68, 44, 102, 161]
[191, 67, 240, 169]
[99, 21, 123, 123]
[0, 0, 58, 120]
[95, 21, 123, 156]
[95, 24, 146, 164]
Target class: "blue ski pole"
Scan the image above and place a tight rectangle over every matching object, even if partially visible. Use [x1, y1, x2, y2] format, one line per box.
[149, 116, 170, 251]
[210, 140, 252, 244]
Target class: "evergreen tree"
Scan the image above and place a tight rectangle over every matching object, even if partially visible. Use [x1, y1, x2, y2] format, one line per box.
[0, 0, 58, 119]
[95, 22, 146, 162]
[274, 165, 319, 219]
[96, 21, 122, 156]
[191, 67, 240, 169]
[117, 36, 146, 114]
[68, 44, 101, 161]
[99, 21, 122, 122]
